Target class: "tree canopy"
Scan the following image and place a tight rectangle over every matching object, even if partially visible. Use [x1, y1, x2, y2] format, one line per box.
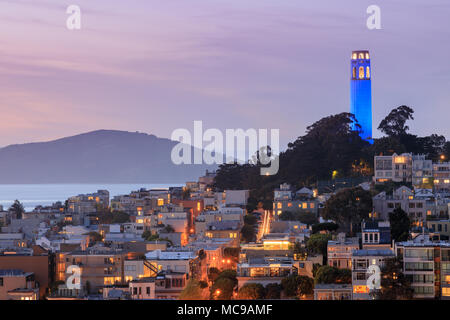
[237, 283, 265, 300]
[373, 257, 413, 300]
[9, 200, 25, 219]
[314, 266, 352, 284]
[389, 208, 411, 242]
[322, 187, 372, 233]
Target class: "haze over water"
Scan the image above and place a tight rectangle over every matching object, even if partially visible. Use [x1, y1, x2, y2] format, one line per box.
[0, 184, 183, 211]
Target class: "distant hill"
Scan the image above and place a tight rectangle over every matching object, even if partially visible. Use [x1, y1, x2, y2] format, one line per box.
[0, 130, 216, 184]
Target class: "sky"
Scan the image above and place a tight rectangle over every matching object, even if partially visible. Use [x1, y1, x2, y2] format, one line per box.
[0, 0, 449, 149]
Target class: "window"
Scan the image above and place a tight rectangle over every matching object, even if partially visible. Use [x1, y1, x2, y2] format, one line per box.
[359, 67, 364, 79]
[0, 277, 3, 286]
[366, 66, 370, 79]
[352, 67, 356, 78]
[442, 288, 450, 297]
[146, 287, 150, 295]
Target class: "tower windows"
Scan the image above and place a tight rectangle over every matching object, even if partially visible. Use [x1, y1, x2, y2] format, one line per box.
[352, 53, 357, 59]
[352, 67, 356, 79]
[359, 53, 364, 59]
[366, 66, 370, 79]
[359, 67, 364, 79]
[365, 53, 370, 59]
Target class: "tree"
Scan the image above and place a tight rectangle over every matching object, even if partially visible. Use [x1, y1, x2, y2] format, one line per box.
[243, 214, 258, 226]
[389, 208, 410, 242]
[98, 210, 130, 224]
[179, 279, 209, 300]
[281, 275, 314, 298]
[279, 211, 318, 226]
[207, 267, 221, 283]
[213, 112, 371, 198]
[322, 187, 372, 234]
[297, 276, 314, 298]
[246, 197, 258, 213]
[312, 222, 339, 234]
[162, 224, 175, 233]
[85, 231, 103, 244]
[378, 105, 414, 137]
[373, 257, 413, 300]
[281, 274, 300, 297]
[237, 283, 265, 299]
[306, 233, 332, 257]
[210, 270, 237, 300]
[241, 224, 256, 243]
[9, 200, 25, 219]
[264, 283, 282, 299]
[314, 266, 352, 284]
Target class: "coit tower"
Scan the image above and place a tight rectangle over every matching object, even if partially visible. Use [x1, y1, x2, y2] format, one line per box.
[350, 50, 373, 143]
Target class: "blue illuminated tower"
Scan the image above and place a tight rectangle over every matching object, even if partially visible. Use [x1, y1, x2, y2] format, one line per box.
[350, 50, 373, 143]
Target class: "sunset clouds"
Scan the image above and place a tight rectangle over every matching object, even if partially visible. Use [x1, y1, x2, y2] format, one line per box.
[0, 0, 449, 147]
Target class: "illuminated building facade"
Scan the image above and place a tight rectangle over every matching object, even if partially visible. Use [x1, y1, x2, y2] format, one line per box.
[350, 50, 373, 143]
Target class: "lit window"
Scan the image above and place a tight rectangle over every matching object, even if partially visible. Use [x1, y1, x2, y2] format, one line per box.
[443, 288, 450, 297]
[353, 285, 369, 293]
[302, 203, 307, 209]
[352, 53, 357, 59]
[365, 53, 369, 59]
[366, 66, 370, 79]
[359, 67, 364, 79]
[157, 199, 164, 206]
[359, 53, 364, 59]
[277, 202, 282, 209]
[352, 67, 356, 78]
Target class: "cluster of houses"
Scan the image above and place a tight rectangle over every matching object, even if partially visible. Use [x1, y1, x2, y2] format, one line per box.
[0, 154, 450, 300]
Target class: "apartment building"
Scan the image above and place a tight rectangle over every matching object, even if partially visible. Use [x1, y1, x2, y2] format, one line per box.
[427, 220, 450, 239]
[273, 184, 318, 217]
[0, 269, 39, 300]
[361, 220, 391, 249]
[67, 190, 109, 214]
[351, 249, 395, 300]
[374, 153, 413, 184]
[396, 238, 450, 299]
[373, 186, 449, 224]
[434, 162, 450, 195]
[327, 233, 359, 269]
[129, 277, 156, 299]
[0, 248, 50, 299]
[314, 284, 352, 300]
[237, 256, 296, 288]
[144, 250, 200, 279]
[56, 248, 126, 293]
[195, 207, 244, 237]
